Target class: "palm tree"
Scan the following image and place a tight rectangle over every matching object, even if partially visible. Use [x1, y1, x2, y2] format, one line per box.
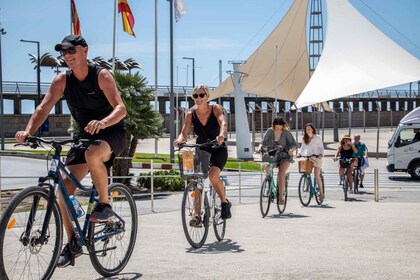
[113, 71, 163, 184]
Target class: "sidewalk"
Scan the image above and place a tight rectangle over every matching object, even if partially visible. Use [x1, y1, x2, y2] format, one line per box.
[135, 127, 394, 160]
[53, 196, 420, 279]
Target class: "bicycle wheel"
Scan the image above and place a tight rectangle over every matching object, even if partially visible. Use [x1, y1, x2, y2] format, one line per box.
[259, 177, 272, 217]
[88, 183, 138, 277]
[343, 175, 349, 201]
[212, 188, 226, 241]
[181, 182, 210, 248]
[353, 168, 360, 194]
[315, 173, 325, 205]
[277, 177, 288, 214]
[298, 175, 311, 206]
[0, 186, 63, 280]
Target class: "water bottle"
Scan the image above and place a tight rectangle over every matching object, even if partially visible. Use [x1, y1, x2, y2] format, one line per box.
[69, 195, 83, 218]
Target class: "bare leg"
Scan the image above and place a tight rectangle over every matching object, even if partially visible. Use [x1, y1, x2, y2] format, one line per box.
[208, 166, 226, 203]
[314, 166, 323, 196]
[85, 141, 112, 204]
[277, 161, 291, 201]
[58, 164, 89, 242]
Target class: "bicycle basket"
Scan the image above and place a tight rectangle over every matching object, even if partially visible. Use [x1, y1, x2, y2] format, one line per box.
[298, 160, 314, 174]
[262, 152, 276, 163]
[339, 159, 350, 168]
[178, 148, 211, 179]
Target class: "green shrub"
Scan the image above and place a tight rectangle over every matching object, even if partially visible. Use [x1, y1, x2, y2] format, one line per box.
[136, 169, 187, 191]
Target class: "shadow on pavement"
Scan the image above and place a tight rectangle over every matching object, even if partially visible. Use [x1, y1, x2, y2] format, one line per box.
[388, 176, 416, 181]
[186, 239, 244, 254]
[269, 213, 309, 219]
[96, 272, 142, 280]
[307, 204, 335, 209]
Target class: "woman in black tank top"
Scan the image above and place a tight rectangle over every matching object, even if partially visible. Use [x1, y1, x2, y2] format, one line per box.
[334, 134, 358, 192]
[173, 85, 231, 220]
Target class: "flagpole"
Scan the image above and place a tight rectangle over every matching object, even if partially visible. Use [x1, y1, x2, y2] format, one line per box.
[70, 0, 72, 34]
[112, 0, 117, 72]
[169, 0, 175, 163]
[154, 0, 159, 158]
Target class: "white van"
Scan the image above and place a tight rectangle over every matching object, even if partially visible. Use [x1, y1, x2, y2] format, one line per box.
[387, 107, 420, 179]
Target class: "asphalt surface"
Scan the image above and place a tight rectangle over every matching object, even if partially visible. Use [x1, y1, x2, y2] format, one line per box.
[1, 127, 420, 279]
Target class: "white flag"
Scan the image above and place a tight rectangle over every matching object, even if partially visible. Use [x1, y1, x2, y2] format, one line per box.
[174, 0, 187, 22]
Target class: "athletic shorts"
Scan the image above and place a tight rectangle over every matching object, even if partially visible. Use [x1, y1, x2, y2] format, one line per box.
[202, 146, 228, 171]
[65, 128, 126, 168]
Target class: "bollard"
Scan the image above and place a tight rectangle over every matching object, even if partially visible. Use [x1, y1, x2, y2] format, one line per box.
[239, 162, 242, 204]
[374, 168, 379, 202]
[151, 159, 155, 212]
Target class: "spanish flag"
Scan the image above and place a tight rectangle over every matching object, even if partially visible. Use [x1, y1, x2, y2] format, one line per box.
[118, 0, 136, 37]
[71, 0, 81, 35]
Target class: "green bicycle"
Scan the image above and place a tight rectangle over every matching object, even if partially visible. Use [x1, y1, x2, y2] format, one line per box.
[260, 160, 289, 218]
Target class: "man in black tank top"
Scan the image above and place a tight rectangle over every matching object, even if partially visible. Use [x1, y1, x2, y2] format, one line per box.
[15, 35, 127, 267]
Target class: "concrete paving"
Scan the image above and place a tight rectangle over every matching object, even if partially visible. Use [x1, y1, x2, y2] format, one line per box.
[3, 127, 420, 279]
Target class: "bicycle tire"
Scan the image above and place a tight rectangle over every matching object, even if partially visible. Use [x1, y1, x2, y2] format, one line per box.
[259, 177, 272, 217]
[298, 175, 311, 206]
[343, 174, 349, 201]
[88, 183, 138, 277]
[181, 182, 210, 248]
[212, 188, 226, 241]
[0, 186, 63, 280]
[353, 168, 360, 194]
[276, 178, 288, 214]
[315, 173, 325, 205]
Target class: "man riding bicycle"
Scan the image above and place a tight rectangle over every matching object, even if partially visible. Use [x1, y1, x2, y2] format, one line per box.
[353, 134, 368, 188]
[15, 35, 127, 267]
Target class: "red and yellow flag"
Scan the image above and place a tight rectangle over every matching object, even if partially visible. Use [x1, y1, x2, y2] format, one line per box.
[118, 0, 136, 37]
[71, 0, 81, 35]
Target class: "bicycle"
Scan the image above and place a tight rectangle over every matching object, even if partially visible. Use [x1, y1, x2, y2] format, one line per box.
[297, 155, 325, 207]
[336, 157, 355, 201]
[259, 148, 289, 217]
[0, 136, 138, 279]
[353, 157, 362, 194]
[178, 141, 228, 249]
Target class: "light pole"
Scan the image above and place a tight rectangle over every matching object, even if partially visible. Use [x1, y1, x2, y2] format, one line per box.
[20, 39, 41, 136]
[182, 57, 195, 88]
[0, 28, 6, 150]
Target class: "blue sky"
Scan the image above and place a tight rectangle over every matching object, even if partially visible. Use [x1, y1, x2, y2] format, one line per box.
[0, 0, 419, 89]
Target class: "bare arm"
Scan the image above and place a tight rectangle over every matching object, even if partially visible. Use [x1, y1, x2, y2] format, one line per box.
[84, 69, 127, 135]
[213, 104, 227, 145]
[334, 145, 342, 160]
[174, 110, 192, 147]
[15, 73, 66, 143]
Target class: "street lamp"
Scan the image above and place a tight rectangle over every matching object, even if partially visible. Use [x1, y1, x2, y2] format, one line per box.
[20, 39, 41, 136]
[182, 57, 195, 88]
[0, 28, 6, 150]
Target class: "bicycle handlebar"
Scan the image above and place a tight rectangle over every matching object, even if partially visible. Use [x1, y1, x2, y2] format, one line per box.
[15, 136, 101, 150]
[177, 139, 219, 151]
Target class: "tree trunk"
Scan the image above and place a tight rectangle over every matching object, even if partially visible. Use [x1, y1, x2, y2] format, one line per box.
[112, 131, 134, 185]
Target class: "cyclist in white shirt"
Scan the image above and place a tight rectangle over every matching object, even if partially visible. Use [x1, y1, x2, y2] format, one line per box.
[298, 123, 325, 201]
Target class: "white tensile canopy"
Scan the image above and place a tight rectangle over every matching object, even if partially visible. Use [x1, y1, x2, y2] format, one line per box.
[294, 0, 420, 108]
[210, 0, 310, 101]
[210, 0, 420, 108]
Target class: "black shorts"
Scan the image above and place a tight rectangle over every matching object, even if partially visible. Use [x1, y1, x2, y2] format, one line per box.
[65, 128, 126, 168]
[202, 146, 228, 170]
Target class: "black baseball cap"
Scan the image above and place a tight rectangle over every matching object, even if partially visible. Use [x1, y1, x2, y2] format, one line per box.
[54, 35, 88, 51]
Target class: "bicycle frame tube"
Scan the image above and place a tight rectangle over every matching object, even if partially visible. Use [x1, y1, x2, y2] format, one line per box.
[54, 158, 97, 244]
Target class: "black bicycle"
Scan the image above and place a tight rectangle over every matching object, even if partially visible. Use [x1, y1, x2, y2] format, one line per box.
[178, 141, 227, 248]
[0, 137, 138, 279]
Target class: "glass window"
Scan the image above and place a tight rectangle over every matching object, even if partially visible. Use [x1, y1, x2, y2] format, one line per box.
[285, 101, 291, 111]
[165, 101, 170, 114]
[396, 128, 420, 147]
[4, 100, 13, 115]
[180, 101, 189, 109]
[21, 100, 35, 114]
[223, 101, 230, 112]
[248, 101, 255, 111]
[261, 101, 267, 112]
[62, 101, 70, 114]
[358, 101, 363, 111]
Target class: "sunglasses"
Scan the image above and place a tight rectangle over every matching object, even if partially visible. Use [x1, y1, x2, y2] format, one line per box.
[192, 93, 206, 99]
[59, 47, 77, 56]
